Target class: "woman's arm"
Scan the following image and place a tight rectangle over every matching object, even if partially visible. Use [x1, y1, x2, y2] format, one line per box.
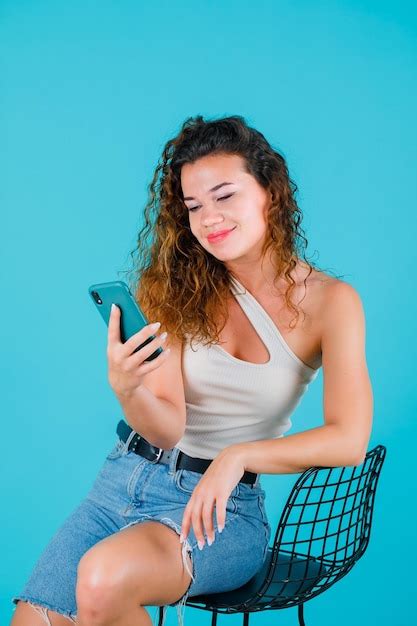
[230, 281, 374, 473]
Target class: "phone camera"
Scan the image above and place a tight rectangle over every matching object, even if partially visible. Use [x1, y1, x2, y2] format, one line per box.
[91, 291, 103, 305]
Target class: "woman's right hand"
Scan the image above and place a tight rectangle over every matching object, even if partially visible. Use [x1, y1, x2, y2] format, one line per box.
[106, 304, 170, 398]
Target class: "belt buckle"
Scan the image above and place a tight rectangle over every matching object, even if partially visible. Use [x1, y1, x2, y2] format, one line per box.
[149, 447, 163, 464]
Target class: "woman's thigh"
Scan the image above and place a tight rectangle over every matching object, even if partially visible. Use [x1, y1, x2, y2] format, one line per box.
[76, 520, 193, 608]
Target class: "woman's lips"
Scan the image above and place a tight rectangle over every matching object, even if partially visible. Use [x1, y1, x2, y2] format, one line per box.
[207, 227, 236, 243]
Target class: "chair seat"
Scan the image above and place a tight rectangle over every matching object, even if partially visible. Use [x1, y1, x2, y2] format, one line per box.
[187, 549, 329, 610]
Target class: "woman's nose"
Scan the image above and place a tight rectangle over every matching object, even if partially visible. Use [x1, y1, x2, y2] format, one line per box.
[201, 203, 224, 223]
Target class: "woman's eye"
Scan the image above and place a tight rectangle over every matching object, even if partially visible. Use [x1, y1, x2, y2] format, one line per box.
[188, 194, 234, 212]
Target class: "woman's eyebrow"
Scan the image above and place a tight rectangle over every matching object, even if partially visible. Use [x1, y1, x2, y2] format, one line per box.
[183, 181, 234, 201]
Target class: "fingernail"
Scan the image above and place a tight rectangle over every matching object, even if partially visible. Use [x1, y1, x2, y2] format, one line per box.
[150, 322, 161, 330]
[207, 536, 214, 546]
[179, 533, 184, 543]
[218, 525, 224, 534]
[111, 303, 116, 312]
[198, 540, 204, 550]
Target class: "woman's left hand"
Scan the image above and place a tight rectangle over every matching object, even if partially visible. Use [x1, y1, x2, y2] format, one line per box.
[179, 446, 245, 549]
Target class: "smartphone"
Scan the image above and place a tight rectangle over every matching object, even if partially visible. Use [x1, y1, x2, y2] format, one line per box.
[88, 280, 163, 362]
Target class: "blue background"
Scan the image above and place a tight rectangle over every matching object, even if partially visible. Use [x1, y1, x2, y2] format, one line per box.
[2, 1, 416, 624]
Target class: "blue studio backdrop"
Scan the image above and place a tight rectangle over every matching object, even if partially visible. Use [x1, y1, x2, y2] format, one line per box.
[2, 1, 416, 625]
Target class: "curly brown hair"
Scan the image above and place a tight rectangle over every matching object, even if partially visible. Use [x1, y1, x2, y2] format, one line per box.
[120, 114, 338, 350]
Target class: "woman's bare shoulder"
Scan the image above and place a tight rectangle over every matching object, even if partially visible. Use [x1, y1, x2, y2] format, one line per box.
[297, 260, 338, 287]
[294, 261, 339, 311]
[300, 264, 363, 342]
[291, 262, 352, 341]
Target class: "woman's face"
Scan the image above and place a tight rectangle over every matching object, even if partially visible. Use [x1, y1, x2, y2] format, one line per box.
[181, 153, 271, 266]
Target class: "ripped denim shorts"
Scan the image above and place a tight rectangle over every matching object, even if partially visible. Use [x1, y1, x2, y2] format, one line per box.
[11, 434, 271, 626]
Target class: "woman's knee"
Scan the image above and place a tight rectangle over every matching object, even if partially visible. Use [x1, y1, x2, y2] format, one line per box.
[75, 545, 140, 621]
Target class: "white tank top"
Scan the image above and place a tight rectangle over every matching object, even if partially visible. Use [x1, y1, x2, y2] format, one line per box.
[175, 275, 322, 459]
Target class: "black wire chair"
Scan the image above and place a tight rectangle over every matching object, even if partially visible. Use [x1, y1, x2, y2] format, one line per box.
[157, 444, 386, 626]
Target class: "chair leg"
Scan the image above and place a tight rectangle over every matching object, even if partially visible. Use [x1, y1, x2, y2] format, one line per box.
[211, 610, 218, 625]
[242, 612, 250, 626]
[158, 606, 165, 626]
[298, 603, 305, 626]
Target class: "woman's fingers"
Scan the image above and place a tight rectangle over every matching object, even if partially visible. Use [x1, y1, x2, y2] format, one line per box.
[106, 306, 170, 397]
[191, 500, 206, 549]
[214, 496, 226, 536]
[129, 342, 171, 377]
[107, 304, 164, 361]
[128, 331, 168, 368]
[107, 303, 121, 346]
[181, 495, 220, 550]
[122, 322, 161, 357]
[202, 499, 216, 545]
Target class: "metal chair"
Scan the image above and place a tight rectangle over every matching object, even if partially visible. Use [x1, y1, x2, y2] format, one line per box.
[157, 444, 386, 626]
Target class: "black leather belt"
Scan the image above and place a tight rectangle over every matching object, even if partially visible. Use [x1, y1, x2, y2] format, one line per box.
[116, 419, 258, 486]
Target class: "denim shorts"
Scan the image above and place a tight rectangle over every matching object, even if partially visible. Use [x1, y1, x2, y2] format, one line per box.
[12, 432, 271, 626]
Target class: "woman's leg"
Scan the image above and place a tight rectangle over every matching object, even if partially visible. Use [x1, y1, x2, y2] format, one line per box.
[75, 520, 193, 626]
[10, 517, 193, 626]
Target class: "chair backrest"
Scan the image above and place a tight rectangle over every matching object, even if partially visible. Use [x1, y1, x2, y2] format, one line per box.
[259, 445, 387, 607]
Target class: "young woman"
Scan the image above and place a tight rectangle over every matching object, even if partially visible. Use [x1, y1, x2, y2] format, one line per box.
[11, 115, 373, 626]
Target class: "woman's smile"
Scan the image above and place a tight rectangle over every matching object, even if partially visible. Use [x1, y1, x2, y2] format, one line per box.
[207, 226, 237, 243]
